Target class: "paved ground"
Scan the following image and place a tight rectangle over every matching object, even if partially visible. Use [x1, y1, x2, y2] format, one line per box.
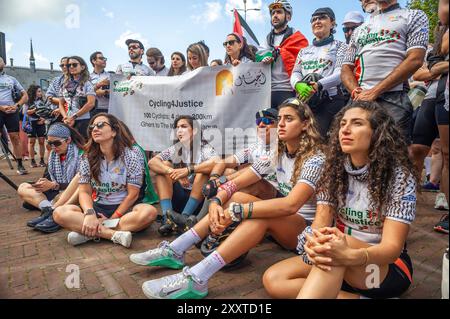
[0, 158, 448, 299]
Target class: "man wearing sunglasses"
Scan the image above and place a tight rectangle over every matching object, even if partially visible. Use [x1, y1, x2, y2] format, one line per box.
[116, 39, 155, 77]
[342, 11, 365, 45]
[341, 0, 429, 142]
[46, 57, 69, 120]
[90, 51, 111, 115]
[257, 0, 309, 109]
[146, 47, 169, 76]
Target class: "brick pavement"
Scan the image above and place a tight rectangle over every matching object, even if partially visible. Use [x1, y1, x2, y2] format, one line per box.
[0, 159, 448, 299]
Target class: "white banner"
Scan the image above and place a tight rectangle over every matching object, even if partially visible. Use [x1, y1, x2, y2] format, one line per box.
[109, 63, 271, 154]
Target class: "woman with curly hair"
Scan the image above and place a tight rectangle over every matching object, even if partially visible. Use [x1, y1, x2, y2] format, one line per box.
[130, 98, 326, 299]
[263, 101, 418, 299]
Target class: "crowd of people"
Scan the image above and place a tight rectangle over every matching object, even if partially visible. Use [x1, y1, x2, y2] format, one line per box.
[0, 0, 448, 299]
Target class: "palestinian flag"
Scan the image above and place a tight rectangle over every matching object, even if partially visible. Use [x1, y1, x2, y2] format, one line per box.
[233, 9, 260, 47]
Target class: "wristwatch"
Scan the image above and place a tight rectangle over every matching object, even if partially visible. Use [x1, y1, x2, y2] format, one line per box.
[85, 208, 96, 217]
[73, 113, 79, 120]
[53, 182, 60, 191]
[217, 176, 228, 186]
[229, 203, 244, 223]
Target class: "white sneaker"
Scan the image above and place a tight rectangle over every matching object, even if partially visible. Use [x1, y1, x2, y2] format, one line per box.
[67, 232, 93, 246]
[435, 193, 449, 211]
[111, 231, 132, 248]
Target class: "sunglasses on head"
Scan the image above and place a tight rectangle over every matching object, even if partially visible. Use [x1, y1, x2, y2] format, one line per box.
[269, 3, 284, 11]
[89, 121, 111, 131]
[310, 14, 329, 24]
[223, 40, 239, 47]
[256, 117, 276, 126]
[68, 63, 80, 68]
[343, 26, 358, 33]
[47, 139, 66, 147]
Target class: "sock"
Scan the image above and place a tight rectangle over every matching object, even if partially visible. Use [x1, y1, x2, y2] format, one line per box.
[424, 157, 432, 177]
[160, 199, 173, 217]
[38, 200, 52, 210]
[17, 159, 23, 167]
[190, 251, 227, 283]
[182, 197, 201, 216]
[196, 200, 210, 221]
[170, 229, 202, 256]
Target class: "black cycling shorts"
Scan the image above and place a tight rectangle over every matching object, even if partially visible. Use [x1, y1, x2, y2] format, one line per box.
[412, 98, 440, 147]
[341, 251, 413, 299]
[0, 110, 20, 133]
[27, 121, 47, 138]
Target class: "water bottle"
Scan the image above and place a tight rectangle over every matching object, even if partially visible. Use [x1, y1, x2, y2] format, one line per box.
[408, 85, 428, 110]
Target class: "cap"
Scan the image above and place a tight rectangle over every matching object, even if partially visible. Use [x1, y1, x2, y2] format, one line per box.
[312, 7, 335, 21]
[256, 108, 279, 121]
[125, 39, 145, 50]
[342, 11, 365, 25]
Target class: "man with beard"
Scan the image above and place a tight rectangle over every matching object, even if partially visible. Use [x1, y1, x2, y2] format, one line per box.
[116, 39, 155, 77]
[341, 0, 429, 142]
[258, 0, 309, 109]
[0, 57, 29, 175]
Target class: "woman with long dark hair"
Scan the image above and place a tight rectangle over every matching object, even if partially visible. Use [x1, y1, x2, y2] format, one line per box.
[148, 115, 219, 236]
[263, 101, 418, 299]
[54, 113, 158, 248]
[18, 123, 85, 233]
[59, 56, 96, 139]
[223, 33, 255, 66]
[23, 85, 47, 168]
[131, 98, 326, 300]
[168, 52, 187, 76]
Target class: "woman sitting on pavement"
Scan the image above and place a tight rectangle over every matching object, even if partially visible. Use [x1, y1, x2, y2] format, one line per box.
[53, 113, 158, 248]
[130, 98, 326, 300]
[263, 101, 418, 299]
[223, 33, 255, 66]
[18, 123, 85, 233]
[149, 115, 219, 236]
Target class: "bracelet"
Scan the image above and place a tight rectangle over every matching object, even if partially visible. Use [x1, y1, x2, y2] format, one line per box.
[115, 211, 124, 218]
[247, 202, 254, 219]
[210, 197, 223, 206]
[210, 174, 221, 179]
[188, 164, 195, 175]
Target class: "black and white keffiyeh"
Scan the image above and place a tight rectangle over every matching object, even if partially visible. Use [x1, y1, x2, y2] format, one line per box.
[48, 143, 81, 184]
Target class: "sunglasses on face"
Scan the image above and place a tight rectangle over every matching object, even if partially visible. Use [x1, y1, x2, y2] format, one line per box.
[310, 14, 329, 24]
[68, 63, 80, 68]
[256, 117, 276, 126]
[59, 64, 68, 68]
[223, 40, 239, 47]
[89, 121, 111, 131]
[128, 45, 140, 50]
[343, 26, 358, 33]
[47, 140, 66, 147]
[97, 57, 108, 61]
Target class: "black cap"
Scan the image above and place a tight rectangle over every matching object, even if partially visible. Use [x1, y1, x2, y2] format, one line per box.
[125, 39, 145, 50]
[312, 7, 336, 21]
[256, 108, 279, 121]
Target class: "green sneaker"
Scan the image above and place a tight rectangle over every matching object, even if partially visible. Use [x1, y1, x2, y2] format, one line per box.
[129, 241, 185, 270]
[142, 267, 208, 300]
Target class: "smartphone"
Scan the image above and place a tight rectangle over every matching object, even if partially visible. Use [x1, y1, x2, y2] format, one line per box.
[102, 219, 120, 229]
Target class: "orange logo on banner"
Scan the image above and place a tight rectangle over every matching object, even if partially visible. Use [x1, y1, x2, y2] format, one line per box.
[216, 70, 234, 96]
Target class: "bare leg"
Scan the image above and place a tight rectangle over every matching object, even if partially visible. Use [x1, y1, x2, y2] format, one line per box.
[438, 125, 449, 204]
[263, 256, 312, 299]
[154, 174, 174, 201]
[115, 204, 158, 232]
[17, 183, 47, 208]
[430, 139, 443, 185]
[52, 175, 80, 209]
[409, 144, 431, 175]
[38, 137, 45, 161]
[240, 180, 278, 200]
[9, 132, 23, 160]
[28, 138, 36, 161]
[190, 174, 209, 201]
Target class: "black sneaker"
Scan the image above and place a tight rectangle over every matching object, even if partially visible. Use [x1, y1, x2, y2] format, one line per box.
[17, 164, 29, 175]
[39, 159, 46, 167]
[30, 159, 38, 168]
[34, 215, 61, 233]
[158, 221, 176, 237]
[167, 211, 189, 234]
[186, 215, 198, 230]
[27, 207, 53, 228]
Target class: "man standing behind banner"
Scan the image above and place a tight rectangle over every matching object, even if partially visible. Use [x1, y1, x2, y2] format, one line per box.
[116, 39, 155, 77]
[257, 0, 309, 109]
[90, 52, 110, 115]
